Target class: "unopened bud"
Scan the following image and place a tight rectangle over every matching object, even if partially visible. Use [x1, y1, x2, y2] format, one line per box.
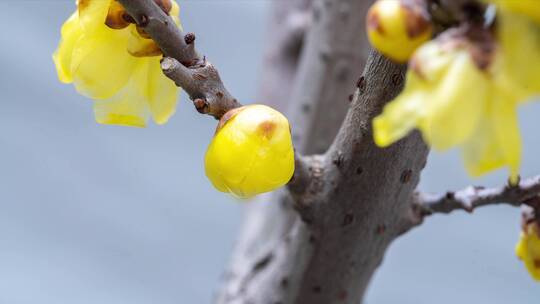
[204, 105, 295, 198]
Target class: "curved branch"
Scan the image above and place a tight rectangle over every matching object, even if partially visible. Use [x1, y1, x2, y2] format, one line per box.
[287, 153, 315, 198]
[414, 175, 540, 215]
[161, 57, 240, 119]
[119, 0, 311, 196]
[117, 0, 199, 65]
[118, 0, 240, 119]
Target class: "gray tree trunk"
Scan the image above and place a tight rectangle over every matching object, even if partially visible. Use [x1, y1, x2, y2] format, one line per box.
[216, 1, 428, 303]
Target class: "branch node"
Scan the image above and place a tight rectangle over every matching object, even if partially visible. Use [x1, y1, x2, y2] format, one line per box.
[184, 32, 196, 45]
[193, 98, 209, 114]
[139, 14, 149, 26]
[412, 175, 540, 223]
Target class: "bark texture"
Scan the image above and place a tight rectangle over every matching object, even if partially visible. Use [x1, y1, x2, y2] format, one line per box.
[216, 1, 429, 304]
[115, 1, 540, 303]
[415, 175, 540, 215]
[119, 0, 239, 119]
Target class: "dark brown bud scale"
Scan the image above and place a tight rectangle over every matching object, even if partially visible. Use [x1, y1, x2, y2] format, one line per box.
[402, 2, 432, 39]
[105, 1, 130, 30]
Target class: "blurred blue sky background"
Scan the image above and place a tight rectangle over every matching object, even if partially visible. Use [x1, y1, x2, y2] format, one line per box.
[0, 1, 539, 303]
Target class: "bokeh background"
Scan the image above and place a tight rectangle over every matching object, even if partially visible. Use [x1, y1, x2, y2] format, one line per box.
[1, 1, 539, 303]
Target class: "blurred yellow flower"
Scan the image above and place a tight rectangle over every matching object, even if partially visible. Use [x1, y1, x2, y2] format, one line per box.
[372, 25, 537, 180]
[53, 0, 181, 127]
[487, 0, 540, 25]
[516, 222, 540, 281]
[205, 105, 295, 198]
[494, 10, 540, 102]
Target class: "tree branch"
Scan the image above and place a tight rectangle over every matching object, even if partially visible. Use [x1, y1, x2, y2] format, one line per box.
[118, 0, 240, 119]
[117, 0, 199, 65]
[119, 0, 314, 196]
[287, 153, 316, 199]
[161, 57, 240, 119]
[414, 175, 540, 215]
[216, 0, 372, 302]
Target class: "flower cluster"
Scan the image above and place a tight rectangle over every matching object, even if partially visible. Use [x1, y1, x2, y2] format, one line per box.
[368, 0, 540, 181]
[53, 0, 181, 127]
[366, 0, 540, 281]
[54, 1, 295, 198]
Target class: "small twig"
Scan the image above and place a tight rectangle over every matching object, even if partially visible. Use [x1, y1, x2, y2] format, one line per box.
[117, 0, 199, 65]
[118, 0, 241, 119]
[161, 57, 240, 119]
[414, 175, 540, 215]
[119, 0, 310, 194]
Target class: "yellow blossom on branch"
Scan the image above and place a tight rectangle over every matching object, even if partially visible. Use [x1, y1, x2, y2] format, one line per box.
[372, 18, 540, 180]
[487, 0, 540, 26]
[373, 26, 523, 179]
[516, 221, 540, 281]
[205, 105, 295, 198]
[53, 0, 181, 127]
[493, 10, 540, 102]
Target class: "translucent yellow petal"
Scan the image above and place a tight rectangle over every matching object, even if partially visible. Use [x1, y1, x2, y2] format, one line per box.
[71, 26, 137, 100]
[93, 74, 150, 128]
[170, 0, 182, 27]
[419, 52, 486, 150]
[53, 12, 82, 83]
[515, 223, 540, 281]
[373, 91, 425, 147]
[488, 0, 540, 25]
[491, 93, 522, 179]
[374, 43, 485, 149]
[126, 27, 162, 57]
[461, 115, 505, 177]
[135, 57, 179, 125]
[78, 0, 111, 33]
[461, 90, 521, 178]
[496, 10, 540, 101]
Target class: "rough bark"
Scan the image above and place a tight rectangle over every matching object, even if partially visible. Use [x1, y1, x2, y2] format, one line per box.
[119, 0, 239, 119]
[161, 57, 240, 119]
[116, 1, 540, 303]
[287, 52, 428, 304]
[415, 175, 540, 215]
[215, 0, 426, 303]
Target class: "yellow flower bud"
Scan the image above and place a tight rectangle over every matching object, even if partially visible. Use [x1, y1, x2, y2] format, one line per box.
[516, 222, 540, 281]
[204, 105, 295, 198]
[366, 0, 433, 63]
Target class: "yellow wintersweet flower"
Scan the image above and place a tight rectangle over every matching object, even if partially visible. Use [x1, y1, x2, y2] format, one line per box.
[373, 31, 528, 179]
[487, 0, 540, 25]
[516, 222, 540, 281]
[53, 0, 181, 127]
[366, 0, 433, 63]
[493, 10, 540, 102]
[205, 105, 295, 198]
